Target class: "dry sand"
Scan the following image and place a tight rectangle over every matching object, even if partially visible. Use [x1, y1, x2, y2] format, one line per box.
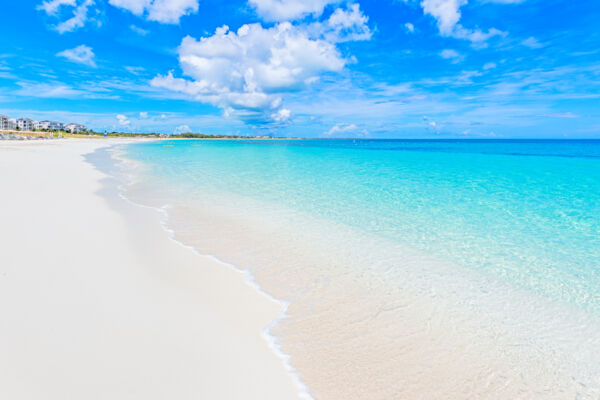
[0, 139, 302, 400]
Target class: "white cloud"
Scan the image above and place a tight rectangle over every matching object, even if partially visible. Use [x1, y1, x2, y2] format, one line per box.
[109, 0, 198, 24]
[15, 82, 85, 98]
[151, 22, 348, 120]
[423, 115, 441, 132]
[420, 0, 505, 44]
[421, 0, 466, 35]
[139, 111, 148, 118]
[125, 66, 145, 74]
[55, 0, 94, 33]
[483, 62, 497, 70]
[109, 0, 150, 15]
[248, 0, 337, 22]
[451, 26, 505, 45]
[405, 22, 415, 33]
[37, 0, 76, 15]
[116, 114, 130, 125]
[173, 124, 191, 134]
[440, 48, 462, 63]
[37, 0, 95, 33]
[271, 108, 291, 122]
[57, 44, 96, 67]
[130, 24, 149, 35]
[522, 36, 543, 48]
[322, 4, 371, 42]
[323, 122, 368, 136]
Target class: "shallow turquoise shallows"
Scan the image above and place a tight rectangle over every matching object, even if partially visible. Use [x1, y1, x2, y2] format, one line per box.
[123, 139, 600, 311]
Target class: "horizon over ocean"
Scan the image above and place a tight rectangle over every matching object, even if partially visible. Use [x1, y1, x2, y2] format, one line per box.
[114, 138, 600, 399]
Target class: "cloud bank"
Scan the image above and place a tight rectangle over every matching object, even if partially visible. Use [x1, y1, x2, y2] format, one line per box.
[152, 4, 371, 122]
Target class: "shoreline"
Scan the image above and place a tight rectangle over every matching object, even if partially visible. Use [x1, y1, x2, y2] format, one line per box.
[117, 139, 600, 399]
[0, 139, 303, 399]
[99, 144, 313, 400]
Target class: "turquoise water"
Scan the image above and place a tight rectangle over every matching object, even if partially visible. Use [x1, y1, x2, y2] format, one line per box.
[123, 139, 600, 311]
[117, 139, 600, 398]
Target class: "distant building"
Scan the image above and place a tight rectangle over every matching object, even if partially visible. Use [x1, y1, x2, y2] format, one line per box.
[17, 118, 35, 131]
[2, 114, 83, 132]
[0, 114, 9, 130]
[35, 120, 63, 131]
[49, 121, 64, 131]
[35, 120, 51, 130]
[65, 123, 86, 133]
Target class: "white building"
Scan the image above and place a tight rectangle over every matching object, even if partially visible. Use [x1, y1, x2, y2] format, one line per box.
[48, 121, 64, 131]
[0, 115, 16, 130]
[0, 115, 8, 130]
[65, 123, 86, 133]
[35, 120, 63, 131]
[17, 118, 35, 131]
[35, 120, 51, 130]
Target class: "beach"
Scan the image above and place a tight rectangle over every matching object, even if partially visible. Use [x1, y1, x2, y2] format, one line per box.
[0, 140, 302, 400]
[2, 138, 600, 399]
[118, 138, 600, 399]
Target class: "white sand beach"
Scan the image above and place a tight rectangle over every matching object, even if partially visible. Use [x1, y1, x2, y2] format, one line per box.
[0, 140, 301, 400]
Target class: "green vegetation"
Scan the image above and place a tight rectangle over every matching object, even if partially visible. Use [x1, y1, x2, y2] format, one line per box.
[3, 128, 295, 139]
[66, 130, 294, 139]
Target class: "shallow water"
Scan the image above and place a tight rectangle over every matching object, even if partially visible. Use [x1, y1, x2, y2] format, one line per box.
[117, 139, 600, 399]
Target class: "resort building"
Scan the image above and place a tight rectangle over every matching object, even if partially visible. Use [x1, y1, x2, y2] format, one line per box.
[0, 115, 16, 130]
[17, 118, 36, 131]
[65, 123, 86, 133]
[0, 114, 8, 130]
[1, 114, 87, 132]
[34, 121, 49, 130]
[49, 121, 64, 131]
[35, 120, 63, 131]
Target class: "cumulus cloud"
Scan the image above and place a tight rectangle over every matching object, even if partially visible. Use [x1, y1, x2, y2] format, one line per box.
[150, 4, 371, 123]
[323, 122, 367, 136]
[405, 22, 415, 33]
[421, 0, 466, 35]
[420, 0, 505, 44]
[248, 0, 337, 22]
[57, 44, 97, 67]
[116, 114, 130, 125]
[109, 0, 198, 23]
[320, 3, 371, 42]
[151, 21, 353, 121]
[173, 124, 191, 134]
[139, 111, 148, 118]
[271, 108, 291, 122]
[37, 0, 96, 33]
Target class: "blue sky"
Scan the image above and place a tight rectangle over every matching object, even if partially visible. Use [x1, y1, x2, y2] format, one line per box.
[1, 0, 599, 137]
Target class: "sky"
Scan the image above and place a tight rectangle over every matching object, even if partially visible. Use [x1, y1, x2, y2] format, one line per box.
[1, 0, 599, 137]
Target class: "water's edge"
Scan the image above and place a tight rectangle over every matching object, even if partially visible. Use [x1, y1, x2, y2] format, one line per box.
[85, 143, 314, 400]
[89, 140, 600, 399]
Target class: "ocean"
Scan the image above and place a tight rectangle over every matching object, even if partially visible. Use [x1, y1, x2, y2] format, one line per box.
[115, 139, 600, 399]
